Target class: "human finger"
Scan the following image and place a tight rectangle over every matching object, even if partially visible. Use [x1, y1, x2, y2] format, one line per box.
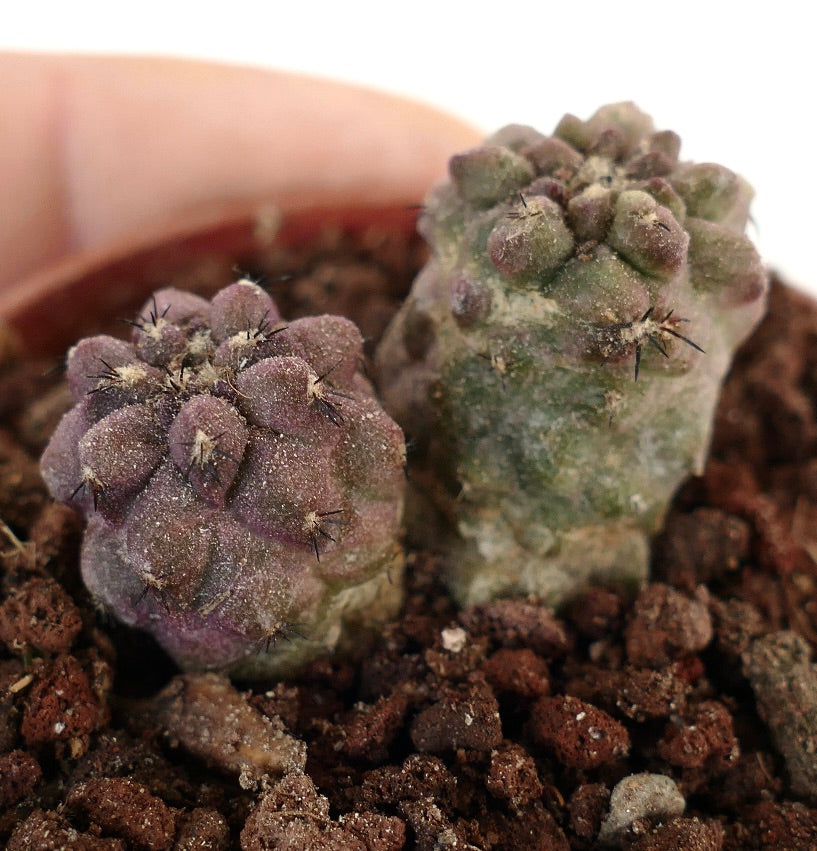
[0, 53, 481, 288]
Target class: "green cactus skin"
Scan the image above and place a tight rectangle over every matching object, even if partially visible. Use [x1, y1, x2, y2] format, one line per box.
[41, 281, 405, 679]
[376, 103, 767, 608]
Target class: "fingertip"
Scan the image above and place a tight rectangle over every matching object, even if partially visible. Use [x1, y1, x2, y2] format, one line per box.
[0, 53, 481, 287]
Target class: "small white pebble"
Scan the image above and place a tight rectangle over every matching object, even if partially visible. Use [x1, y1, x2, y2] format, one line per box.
[598, 772, 685, 846]
[53, 721, 66, 734]
[238, 769, 257, 790]
[630, 493, 647, 513]
[441, 626, 467, 653]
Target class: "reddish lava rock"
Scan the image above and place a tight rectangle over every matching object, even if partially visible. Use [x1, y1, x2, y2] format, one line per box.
[397, 798, 471, 851]
[7, 809, 126, 850]
[479, 805, 570, 850]
[567, 782, 610, 845]
[629, 816, 724, 850]
[0, 430, 45, 529]
[459, 598, 571, 657]
[565, 663, 689, 721]
[480, 647, 550, 697]
[657, 699, 739, 772]
[0, 658, 26, 753]
[424, 630, 492, 682]
[65, 777, 177, 851]
[655, 507, 751, 590]
[335, 690, 410, 763]
[0, 576, 83, 655]
[0, 749, 41, 808]
[355, 753, 458, 809]
[20, 653, 109, 755]
[738, 801, 817, 851]
[625, 583, 713, 668]
[711, 597, 767, 663]
[528, 694, 630, 770]
[485, 742, 544, 806]
[410, 678, 502, 753]
[241, 770, 406, 851]
[566, 587, 624, 640]
[173, 808, 230, 851]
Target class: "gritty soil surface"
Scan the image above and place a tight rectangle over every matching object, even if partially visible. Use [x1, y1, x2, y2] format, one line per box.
[2, 219, 817, 849]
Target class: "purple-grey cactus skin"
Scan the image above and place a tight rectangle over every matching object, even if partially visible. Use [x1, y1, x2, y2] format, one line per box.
[376, 103, 767, 607]
[41, 280, 405, 678]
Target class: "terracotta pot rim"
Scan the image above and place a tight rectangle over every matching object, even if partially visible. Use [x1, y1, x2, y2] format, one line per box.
[0, 198, 419, 358]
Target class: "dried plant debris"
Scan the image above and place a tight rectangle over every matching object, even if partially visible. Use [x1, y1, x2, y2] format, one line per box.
[151, 672, 307, 788]
[742, 631, 817, 798]
[2, 215, 817, 849]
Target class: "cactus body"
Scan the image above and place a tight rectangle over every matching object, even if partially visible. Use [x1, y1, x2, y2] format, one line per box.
[377, 103, 767, 607]
[41, 281, 405, 678]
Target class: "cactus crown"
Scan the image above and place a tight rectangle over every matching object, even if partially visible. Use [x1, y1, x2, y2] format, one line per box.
[377, 102, 767, 606]
[41, 280, 406, 678]
[427, 103, 763, 358]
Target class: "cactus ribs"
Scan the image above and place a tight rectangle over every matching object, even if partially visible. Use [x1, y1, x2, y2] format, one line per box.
[378, 103, 768, 609]
[39, 280, 406, 679]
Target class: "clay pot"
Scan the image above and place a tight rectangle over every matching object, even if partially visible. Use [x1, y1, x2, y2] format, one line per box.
[0, 201, 418, 358]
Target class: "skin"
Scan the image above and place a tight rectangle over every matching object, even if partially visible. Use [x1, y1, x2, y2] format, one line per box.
[0, 53, 480, 290]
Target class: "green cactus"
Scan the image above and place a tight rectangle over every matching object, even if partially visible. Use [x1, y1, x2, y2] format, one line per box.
[376, 103, 767, 607]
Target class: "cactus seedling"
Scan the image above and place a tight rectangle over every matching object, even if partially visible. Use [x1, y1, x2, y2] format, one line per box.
[41, 280, 406, 678]
[377, 103, 767, 607]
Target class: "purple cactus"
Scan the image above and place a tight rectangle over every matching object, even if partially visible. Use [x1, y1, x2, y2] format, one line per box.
[41, 280, 405, 678]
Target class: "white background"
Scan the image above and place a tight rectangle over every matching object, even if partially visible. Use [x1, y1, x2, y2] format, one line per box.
[3, 1, 814, 295]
